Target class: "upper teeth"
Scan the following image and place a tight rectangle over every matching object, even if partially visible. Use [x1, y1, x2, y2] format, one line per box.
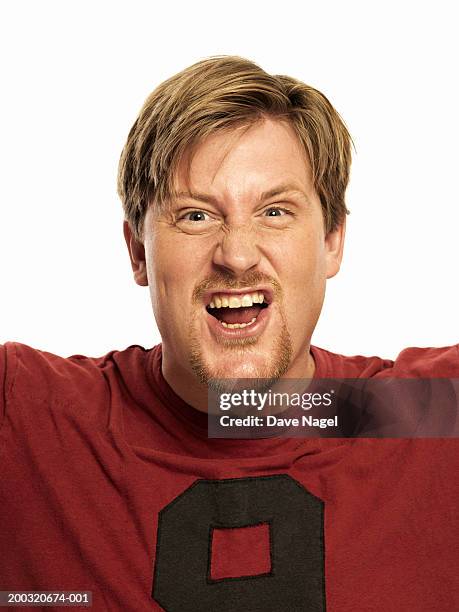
[209, 292, 265, 309]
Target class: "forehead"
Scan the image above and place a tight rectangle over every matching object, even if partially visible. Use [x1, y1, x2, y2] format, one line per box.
[173, 117, 314, 200]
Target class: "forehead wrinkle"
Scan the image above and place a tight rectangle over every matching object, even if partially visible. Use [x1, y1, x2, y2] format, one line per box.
[171, 184, 311, 210]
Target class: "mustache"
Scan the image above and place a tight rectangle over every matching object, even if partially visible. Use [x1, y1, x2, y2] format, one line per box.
[192, 270, 282, 303]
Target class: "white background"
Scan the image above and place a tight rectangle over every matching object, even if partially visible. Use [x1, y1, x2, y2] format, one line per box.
[0, 0, 457, 359]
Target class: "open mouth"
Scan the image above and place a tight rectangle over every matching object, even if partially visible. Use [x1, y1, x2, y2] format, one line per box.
[206, 290, 270, 329]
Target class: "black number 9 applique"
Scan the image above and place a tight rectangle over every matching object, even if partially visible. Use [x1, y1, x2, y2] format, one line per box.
[152, 474, 326, 611]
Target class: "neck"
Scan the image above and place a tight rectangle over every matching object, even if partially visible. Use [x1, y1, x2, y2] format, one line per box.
[161, 348, 316, 413]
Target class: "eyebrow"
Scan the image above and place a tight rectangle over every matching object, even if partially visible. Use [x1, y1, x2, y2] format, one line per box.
[172, 183, 310, 205]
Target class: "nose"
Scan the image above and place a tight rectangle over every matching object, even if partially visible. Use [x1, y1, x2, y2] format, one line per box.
[212, 225, 262, 277]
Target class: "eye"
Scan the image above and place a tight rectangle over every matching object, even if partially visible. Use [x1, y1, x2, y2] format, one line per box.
[175, 208, 221, 234]
[262, 206, 294, 218]
[258, 205, 294, 228]
[264, 207, 288, 217]
[183, 210, 210, 222]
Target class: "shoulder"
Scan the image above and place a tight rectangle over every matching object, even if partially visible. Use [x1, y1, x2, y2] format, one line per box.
[388, 344, 459, 377]
[0, 341, 157, 426]
[311, 343, 459, 378]
[2, 341, 115, 398]
[311, 345, 393, 378]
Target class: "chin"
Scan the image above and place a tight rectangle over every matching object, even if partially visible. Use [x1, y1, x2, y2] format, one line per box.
[216, 356, 266, 379]
[189, 341, 292, 388]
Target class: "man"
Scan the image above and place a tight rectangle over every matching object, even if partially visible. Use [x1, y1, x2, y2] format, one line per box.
[0, 56, 457, 611]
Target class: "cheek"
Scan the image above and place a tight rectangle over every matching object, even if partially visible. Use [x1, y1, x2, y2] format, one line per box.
[146, 233, 208, 323]
[279, 232, 327, 315]
[277, 228, 326, 279]
[145, 234, 180, 319]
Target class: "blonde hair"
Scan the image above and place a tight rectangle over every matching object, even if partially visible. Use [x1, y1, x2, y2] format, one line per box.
[118, 56, 353, 240]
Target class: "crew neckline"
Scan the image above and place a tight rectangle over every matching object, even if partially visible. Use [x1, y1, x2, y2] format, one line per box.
[136, 343, 342, 458]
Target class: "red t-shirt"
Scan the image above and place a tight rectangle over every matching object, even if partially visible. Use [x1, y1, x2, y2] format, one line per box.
[0, 342, 458, 611]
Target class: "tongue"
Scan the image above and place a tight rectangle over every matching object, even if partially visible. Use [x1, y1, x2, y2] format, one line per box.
[215, 305, 262, 324]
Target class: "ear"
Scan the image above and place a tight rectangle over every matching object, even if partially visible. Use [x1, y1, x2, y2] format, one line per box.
[324, 219, 346, 279]
[123, 220, 148, 286]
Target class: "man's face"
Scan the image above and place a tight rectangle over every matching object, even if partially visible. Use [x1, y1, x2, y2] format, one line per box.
[125, 118, 345, 394]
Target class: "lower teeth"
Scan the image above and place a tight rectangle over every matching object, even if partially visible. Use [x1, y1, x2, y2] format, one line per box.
[220, 317, 257, 329]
